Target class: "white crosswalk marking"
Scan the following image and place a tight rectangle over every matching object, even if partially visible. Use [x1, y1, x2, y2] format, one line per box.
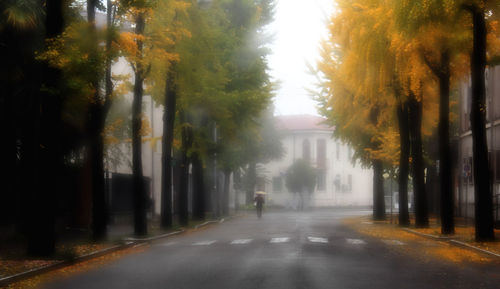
[307, 236, 328, 243]
[192, 240, 216, 246]
[382, 239, 405, 246]
[270, 237, 290, 243]
[230, 239, 253, 245]
[159, 241, 177, 246]
[346, 238, 367, 245]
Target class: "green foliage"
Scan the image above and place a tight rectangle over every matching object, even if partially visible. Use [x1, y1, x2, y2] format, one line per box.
[285, 159, 317, 195]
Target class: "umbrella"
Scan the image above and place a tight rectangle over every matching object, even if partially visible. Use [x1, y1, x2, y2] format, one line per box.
[255, 191, 267, 195]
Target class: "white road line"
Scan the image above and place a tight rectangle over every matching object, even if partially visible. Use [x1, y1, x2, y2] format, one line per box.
[158, 241, 177, 246]
[270, 237, 290, 243]
[307, 236, 328, 243]
[192, 240, 216, 246]
[230, 239, 253, 245]
[346, 238, 367, 245]
[382, 239, 405, 246]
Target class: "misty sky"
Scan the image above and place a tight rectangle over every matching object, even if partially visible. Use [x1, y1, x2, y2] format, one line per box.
[267, 0, 334, 116]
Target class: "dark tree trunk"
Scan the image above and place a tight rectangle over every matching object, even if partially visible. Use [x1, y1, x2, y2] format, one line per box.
[179, 117, 193, 226]
[192, 152, 205, 220]
[222, 169, 231, 216]
[0, 87, 17, 225]
[87, 0, 114, 240]
[27, 0, 66, 256]
[88, 104, 108, 240]
[0, 13, 40, 232]
[132, 13, 147, 236]
[469, 6, 494, 241]
[161, 63, 177, 229]
[203, 166, 212, 213]
[372, 159, 385, 220]
[396, 101, 410, 226]
[408, 93, 429, 228]
[245, 162, 256, 205]
[233, 169, 241, 211]
[436, 51, 454, 234]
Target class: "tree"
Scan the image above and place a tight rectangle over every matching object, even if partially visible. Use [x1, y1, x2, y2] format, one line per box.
[392, 0, 465, 232]
[86, 0, 114, 241]
[285, 159, 317, 210]
[120, 0, 156, 236]
[463, 0, 496, 241]
[1, 0, 65, 256]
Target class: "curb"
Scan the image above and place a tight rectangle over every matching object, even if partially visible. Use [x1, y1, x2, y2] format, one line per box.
[194, 218, 226, 230]
[449, 240, 500, 258]
[402, 228, 500, 259]
[123, 230, 184, 243]
[402, 228, 452, 240]
[0, 217, 228, 287]
[0, 242, 138, 287]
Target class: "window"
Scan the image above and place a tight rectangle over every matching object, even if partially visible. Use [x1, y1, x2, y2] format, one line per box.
[334, 174, 340, 191]
[336, 143, 340, 160]
[272, 177, 283, 192]
[317, 139, 326, 168]
[303, 139, 311, 162]
[348, 147, 352, 160]
[348, 175, 352, 192]
[317, 170, 326, 191]
[463, 158, 470, 184]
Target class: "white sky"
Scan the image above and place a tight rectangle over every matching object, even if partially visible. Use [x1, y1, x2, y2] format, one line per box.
[267, 0, 334, 116]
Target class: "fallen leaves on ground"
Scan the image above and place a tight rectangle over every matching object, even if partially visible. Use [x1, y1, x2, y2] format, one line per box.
[344, 216, 498, 265]
[0, 243, 114, 280]
[5, 245, 148, 289]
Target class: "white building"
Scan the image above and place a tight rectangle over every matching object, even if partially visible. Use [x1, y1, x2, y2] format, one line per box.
[261, 115, 373, 208]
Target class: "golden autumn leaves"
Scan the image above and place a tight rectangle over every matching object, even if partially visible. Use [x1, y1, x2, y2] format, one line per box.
[316, 0, 500, 166]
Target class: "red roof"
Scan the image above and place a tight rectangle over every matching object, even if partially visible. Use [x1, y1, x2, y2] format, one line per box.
[275, 115, 334, 131]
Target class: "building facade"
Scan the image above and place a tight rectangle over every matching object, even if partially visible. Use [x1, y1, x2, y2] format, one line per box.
[458, 66, 500, 223]
[260, 115, 373, 208]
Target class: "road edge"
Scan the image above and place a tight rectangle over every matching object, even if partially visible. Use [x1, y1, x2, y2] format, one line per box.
[0, 217, 230, 287]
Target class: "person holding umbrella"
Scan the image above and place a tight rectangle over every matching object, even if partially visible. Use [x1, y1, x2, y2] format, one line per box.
[254, 191, 266, 219]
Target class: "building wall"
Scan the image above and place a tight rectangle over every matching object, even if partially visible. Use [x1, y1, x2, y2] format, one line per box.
[108, 57, 165, 215]
[261, 129, 373, 208]
[457, 66, 500, 222]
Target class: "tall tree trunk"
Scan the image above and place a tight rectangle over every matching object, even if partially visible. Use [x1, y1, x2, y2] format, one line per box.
[132, 12, 147, 236]
[161, 62, 177, 228]
[233, 169, 241, 211]
[437, 51, 454, 234]
[179, 116, 192, 226]
[0, 88, 17, 225]
[372, 159, 385, 220]
[222, 169, 231, 216]
[89, 105, 108, 239]
[469, 6, 494, 241]
[192, 151, 205, 220]
[396, 101, 410, 226]
[87, 0, 114, 240]
[245, 162, 256, 205]
[408, 93, 428, 228]
[27, 0, 65, 256]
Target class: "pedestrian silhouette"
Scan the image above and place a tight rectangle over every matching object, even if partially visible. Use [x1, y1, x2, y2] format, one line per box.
[254, 192, 265, 219]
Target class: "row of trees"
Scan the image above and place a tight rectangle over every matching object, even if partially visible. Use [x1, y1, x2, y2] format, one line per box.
[316, 0, 500, 241]
[0, 0, 281, 256]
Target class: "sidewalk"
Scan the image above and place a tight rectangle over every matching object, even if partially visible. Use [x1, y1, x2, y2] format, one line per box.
[0, 215, 231, 288]
[343, 215, 500, 264]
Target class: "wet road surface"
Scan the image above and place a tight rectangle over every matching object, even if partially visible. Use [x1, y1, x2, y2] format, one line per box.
[43, 209, 500, 289]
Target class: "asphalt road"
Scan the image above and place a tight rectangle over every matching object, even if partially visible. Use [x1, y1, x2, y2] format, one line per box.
[43, 209, 500, 289]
